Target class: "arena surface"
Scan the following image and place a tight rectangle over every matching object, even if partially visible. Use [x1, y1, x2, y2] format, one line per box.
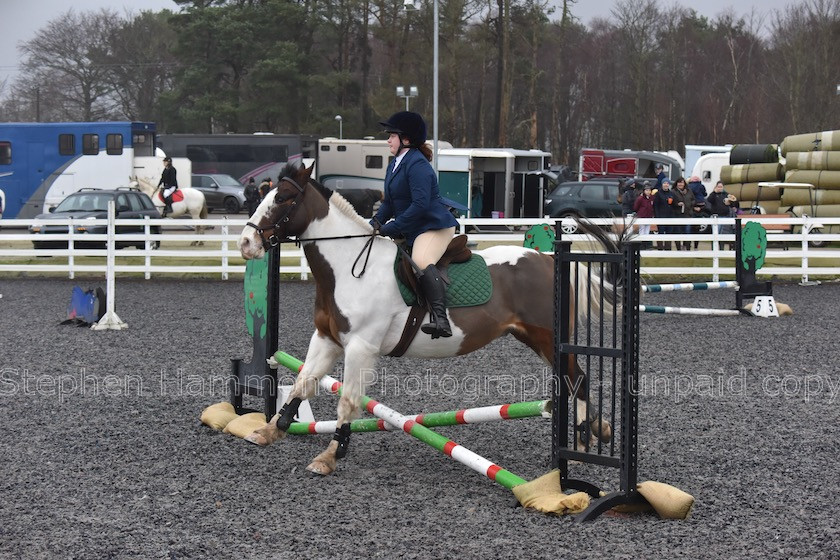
[1, 277, 838, 559]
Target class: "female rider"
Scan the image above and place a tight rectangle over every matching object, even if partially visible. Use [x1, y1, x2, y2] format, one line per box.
[371, 111, 458, 339]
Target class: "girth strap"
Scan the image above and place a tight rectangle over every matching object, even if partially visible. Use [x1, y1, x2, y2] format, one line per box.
[386, 305, 428, 357]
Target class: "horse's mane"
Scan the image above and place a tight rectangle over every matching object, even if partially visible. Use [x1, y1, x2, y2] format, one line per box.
[328, 190, 374, 230]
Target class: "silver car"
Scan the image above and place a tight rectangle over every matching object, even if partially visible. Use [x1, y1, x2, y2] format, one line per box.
[191, 174, 247, 213]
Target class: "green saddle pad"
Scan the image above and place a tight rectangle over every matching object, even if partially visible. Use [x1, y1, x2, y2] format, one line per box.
[396, 253, 492, 308]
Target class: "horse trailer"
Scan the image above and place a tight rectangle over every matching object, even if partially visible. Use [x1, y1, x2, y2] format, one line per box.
[0, 121, 184, 219]
[437, 148, 552, 218]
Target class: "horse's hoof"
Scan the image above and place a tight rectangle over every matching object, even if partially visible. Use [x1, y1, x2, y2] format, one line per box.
[592, 419, 613, 443]
[306, 460, 335, 476]
[245, 432, 268, 446]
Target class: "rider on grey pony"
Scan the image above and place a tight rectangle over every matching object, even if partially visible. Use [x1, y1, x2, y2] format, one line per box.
[371, 111, 458, 339]
[158, 156, 178, 215]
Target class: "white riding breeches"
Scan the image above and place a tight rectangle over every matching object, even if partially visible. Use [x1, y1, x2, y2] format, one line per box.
[162, 186, 177, 199]
[411, 227, 456, 269]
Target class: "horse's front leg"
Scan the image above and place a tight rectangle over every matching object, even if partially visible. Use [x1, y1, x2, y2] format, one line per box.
[307, 337, 378, 476]
[246, 332, 342, 446]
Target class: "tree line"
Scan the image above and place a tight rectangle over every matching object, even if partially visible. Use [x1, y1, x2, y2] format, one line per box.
[1, 0, 839, 167]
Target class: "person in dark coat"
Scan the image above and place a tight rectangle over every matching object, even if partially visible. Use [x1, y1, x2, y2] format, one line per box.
[244, 177, 260, 216]
[620, 178, 639, 216]
[687, 175, 708, 249]
[258, 178, 272, 200]
[653, 163, 667, 191]
[653, 179, 676, 250]
[371, 111, 458, 339]
[671, 177, 696, 251]
[707, 181, 740, 245]
[157, 156, 178, 215]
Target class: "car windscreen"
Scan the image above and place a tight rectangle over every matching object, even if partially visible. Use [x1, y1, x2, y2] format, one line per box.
[54, 193, 111, 212]
[213, 175, 244, 187]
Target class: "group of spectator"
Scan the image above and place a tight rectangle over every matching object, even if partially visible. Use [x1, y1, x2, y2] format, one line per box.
[243, 176, 274, 216]
[620, 164, 740, 250]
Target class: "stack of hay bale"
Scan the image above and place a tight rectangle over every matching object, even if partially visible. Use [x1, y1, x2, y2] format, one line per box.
[719, 144, 784, 213]
[780, 130, 840, 217]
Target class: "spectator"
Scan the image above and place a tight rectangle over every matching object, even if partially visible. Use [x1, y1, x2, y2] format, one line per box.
[707, 181, 740, 247]
[632, 184, 655, 247]
[653, 179, 676, 250]
[620, 178, 639, 216]
[687, 175, 708, 249]
[259, 178, 272, 200]
[671, 177, 696, 251]
[688, 175, 707, 208]
[654, 163, 667, 191]
[244, 177, 260, 216]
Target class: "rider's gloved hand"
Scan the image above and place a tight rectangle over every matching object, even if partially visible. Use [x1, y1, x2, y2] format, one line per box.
[369, 217, 382, 234]
[379, 221, 400, 238]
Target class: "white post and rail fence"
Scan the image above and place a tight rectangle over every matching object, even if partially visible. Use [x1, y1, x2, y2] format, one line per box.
[1, 215, 839, 285]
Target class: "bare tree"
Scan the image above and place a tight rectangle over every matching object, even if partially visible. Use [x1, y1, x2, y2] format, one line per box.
[18, 9, 123, 121]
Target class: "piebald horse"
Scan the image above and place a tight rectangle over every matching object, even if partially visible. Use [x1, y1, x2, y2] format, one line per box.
[238, 163, 615, 475]
[130, 176, 209, 244]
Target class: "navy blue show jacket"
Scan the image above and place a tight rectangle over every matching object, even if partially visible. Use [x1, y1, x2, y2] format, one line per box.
[373, 148, 458, 244]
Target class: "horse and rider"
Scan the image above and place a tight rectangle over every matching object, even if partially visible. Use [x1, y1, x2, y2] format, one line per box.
[237, 112, 618, 476]
[158, 156, 178, 216]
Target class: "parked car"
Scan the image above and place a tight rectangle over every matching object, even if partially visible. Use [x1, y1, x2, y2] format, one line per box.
[191, 174, 247, 213]
[29, 188, 161, 249]
[543, 180, 623, 233]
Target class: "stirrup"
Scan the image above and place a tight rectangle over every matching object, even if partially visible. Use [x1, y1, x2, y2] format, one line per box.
[421, 315, 452, 339]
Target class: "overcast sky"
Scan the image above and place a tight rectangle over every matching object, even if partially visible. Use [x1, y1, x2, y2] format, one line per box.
[0, 0, 800, 88]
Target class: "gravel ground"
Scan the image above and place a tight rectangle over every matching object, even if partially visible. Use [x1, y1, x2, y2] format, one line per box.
[1, 276, 838, 559]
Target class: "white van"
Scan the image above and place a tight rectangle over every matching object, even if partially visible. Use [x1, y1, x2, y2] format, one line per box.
[690, 152, 730, 194]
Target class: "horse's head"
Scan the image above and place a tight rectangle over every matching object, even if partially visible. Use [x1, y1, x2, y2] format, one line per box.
[238, 162, 330, 259]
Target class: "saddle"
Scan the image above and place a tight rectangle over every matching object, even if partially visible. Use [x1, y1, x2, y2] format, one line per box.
[156, 189, 184, 204]
[388, 235, 490, 357]
[396, 234, 472, 297]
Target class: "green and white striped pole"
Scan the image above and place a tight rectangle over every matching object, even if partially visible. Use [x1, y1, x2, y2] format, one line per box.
[272, 351, 528, 490]
[284, 399, 549, 435]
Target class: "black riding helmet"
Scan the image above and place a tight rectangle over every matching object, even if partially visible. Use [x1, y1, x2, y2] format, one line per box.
[379, 111, 427, 147]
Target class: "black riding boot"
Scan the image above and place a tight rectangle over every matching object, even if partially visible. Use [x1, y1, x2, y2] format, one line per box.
[418, 265, 452, 339]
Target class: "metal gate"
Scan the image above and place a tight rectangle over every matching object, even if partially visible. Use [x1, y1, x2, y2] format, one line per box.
[552, 229, 645, 521]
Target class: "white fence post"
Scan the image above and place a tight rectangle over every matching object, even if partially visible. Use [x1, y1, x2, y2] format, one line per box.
[92, 201, 127, 330]
[68, 218, 75, 280]
[222, 217, 229, 281]
[144, 216, 152, 280]
[711, 219, 720, 282]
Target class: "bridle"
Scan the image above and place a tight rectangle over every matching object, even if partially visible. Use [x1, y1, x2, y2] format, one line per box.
[245, 176, 307, 248]
[244, 175, 378, 277]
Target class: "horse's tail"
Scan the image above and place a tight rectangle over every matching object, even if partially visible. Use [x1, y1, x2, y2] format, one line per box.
[569, 217, 632, 321]
[200, 200, 209, 220]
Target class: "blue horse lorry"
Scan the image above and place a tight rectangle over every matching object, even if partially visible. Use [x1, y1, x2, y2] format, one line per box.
[0, 122, 556, 221]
